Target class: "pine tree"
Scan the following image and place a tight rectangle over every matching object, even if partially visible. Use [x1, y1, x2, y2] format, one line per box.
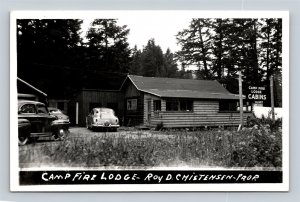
[129, 45, 143, 75]
[259, 18, 282, 106]
[140, 39, 164, 77]
[163, 48, 178, 77]
[176, 18, 213, 79]
[17, 19, 83, 96]
[86, 19, 131, 73]
[210, 18, 232, 79]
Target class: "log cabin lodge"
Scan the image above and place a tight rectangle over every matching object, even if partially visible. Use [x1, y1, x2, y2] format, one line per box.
[67, 75, 253, 128]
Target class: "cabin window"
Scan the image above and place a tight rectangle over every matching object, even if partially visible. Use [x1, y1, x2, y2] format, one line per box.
[166, 101, 179, 111]
[166, 100, 193, 112]
[127, 99, 137, 111]
[219, 100, 238, 112]
[153, 100, 161, 111]
[180, 101, 193, 111]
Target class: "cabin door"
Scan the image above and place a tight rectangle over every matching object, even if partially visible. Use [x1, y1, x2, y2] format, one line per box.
[146, 100, 151, 124]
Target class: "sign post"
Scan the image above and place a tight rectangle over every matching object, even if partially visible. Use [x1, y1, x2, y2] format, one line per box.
[270, 75, 275, 124]
[238, 71, 243, 131]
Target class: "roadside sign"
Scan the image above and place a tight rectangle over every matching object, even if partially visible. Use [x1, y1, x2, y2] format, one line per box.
[247, 86, 267, 101]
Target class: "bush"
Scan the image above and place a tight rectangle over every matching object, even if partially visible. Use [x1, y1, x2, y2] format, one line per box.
[230, 128, 282, 167]
[155, 122, 164, 131]
[248, 111, 282, 132]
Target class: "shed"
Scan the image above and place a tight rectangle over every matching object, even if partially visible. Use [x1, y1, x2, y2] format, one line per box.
[121, 75, 252, 128]
[17, 77, 48, 104]
[68, 89, 124, 126]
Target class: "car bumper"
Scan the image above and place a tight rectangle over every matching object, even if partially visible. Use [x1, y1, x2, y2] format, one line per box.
[91, 123, 120, 128]
[52, 120, 70, 125]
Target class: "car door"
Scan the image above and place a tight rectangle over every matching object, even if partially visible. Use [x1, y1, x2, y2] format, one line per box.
[18, 103, 40, 133]
[35, 104, 55, 134]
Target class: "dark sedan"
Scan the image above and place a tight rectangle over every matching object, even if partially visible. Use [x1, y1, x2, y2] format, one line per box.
[48, 107, 70, 123]
[18, 100, 69, 145]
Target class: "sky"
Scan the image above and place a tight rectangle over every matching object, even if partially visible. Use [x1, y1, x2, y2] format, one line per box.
[80, 16, 192, 53]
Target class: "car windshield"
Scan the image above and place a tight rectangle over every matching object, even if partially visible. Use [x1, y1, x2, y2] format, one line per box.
[94, 108, 115, 116]
[19, 104, 36, 114]
[100, 108, 114, 114]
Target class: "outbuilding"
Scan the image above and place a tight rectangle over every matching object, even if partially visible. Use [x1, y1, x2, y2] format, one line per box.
[68, 89, 124, 126]
[121, 75, 252, 128]
[17, 77, 48, 104]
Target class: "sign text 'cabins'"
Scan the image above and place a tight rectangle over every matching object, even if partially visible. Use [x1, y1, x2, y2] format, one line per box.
[247, 86, 267, 101]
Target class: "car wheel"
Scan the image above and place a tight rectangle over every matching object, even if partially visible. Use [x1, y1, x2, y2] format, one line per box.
[18, 134, 29, 146]
[53, 129, 68, 141]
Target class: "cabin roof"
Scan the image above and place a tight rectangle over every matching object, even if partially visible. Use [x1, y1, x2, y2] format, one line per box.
[17, 77, 47, 97]
[126, 75, 240, 100]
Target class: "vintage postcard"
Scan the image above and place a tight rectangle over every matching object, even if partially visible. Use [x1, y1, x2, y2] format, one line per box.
[10, 10, 289, 191]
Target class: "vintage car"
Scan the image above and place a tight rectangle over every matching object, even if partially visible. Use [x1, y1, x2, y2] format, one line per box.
[18, 100, 70, 145]
[86, 108, 119, 131]
[48, 107, 70, 123]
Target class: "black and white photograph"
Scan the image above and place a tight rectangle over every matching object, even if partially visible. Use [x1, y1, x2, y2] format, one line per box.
[10, 10, 289, 191]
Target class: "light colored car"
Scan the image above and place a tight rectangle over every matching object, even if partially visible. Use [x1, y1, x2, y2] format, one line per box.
[86, 108, 119, 131]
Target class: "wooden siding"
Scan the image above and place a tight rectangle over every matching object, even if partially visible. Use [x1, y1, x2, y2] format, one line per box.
[151, 111, 252, 128]
[143, 93, 161, 124]
[124, 82, 144, 126]
[125, 95, 144, 126]
[68, 100, 77, 125]
[141, 98, 250, 128]
[193, 100, 219, 114]
[125, 82, 140, 97]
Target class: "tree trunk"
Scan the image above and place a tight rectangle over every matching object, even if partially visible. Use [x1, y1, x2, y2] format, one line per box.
[197, 20, 209, 78]
[251, 19, 259, 85]
[266, 19, 271, 81]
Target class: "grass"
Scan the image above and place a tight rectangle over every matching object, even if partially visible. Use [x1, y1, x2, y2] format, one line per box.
[19, 127, 282, 169]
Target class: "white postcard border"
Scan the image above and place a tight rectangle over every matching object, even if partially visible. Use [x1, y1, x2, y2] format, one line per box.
[10, 10, 289, 192]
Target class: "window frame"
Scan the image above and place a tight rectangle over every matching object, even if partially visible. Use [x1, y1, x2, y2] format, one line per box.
[127, 98, 137, 111]
[19, 104, 37, 114]
[153, 100, 161, 111]
[166, 99, 193, 112]
[219, 100, 239, 112]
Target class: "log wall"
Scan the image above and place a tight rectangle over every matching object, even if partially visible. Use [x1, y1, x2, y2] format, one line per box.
[150, 100, 252, 128]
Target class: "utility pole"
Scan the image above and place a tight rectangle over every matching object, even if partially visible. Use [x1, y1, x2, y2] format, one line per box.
[238, 71, 243, 131]
[270, 75, 275, 124]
